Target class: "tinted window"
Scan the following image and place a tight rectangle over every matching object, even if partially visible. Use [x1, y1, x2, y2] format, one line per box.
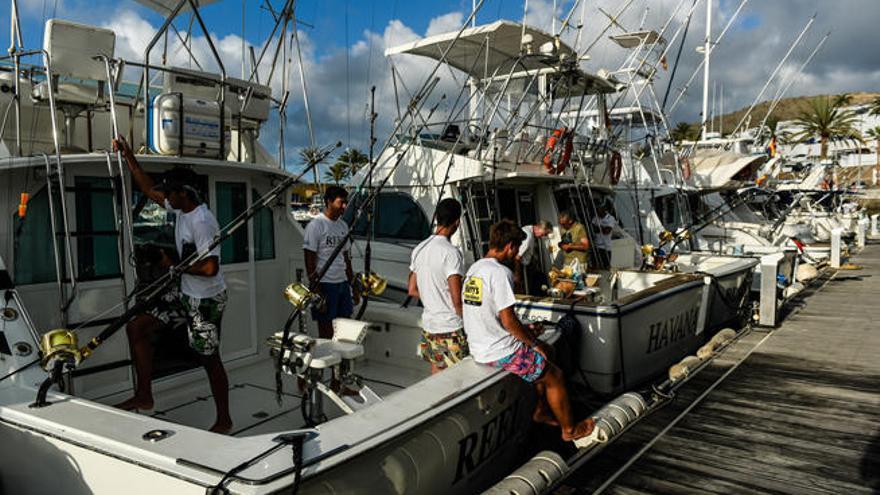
[13, 187, 65, 284]
[74, 177, 122, 281]
[344, 192, 429, 241]
[216, 182, 249, 264]
[252, 188, 275, 261]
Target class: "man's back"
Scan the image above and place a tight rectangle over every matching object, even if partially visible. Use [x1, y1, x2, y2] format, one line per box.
[410, 235, 463, 333]
[462, 258, 521, 363]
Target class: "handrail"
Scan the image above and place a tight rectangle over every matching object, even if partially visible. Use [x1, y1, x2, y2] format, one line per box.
[104, 151, 130, 311]
[96, 55, 136, 261]
[40, 153, 67, 324]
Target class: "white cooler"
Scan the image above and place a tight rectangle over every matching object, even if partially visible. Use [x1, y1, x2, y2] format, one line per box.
[149, 93, 228, 157]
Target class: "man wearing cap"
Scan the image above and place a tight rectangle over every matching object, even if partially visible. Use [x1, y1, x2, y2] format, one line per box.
[112, 136, 232, 434]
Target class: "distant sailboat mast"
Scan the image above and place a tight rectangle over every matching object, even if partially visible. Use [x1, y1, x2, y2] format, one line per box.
[701, 0, 712, 140]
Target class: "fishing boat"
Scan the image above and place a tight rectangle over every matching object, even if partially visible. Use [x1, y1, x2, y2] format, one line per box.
[0, 4, 550, 494]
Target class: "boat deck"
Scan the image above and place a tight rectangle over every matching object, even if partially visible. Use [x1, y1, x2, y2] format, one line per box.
[561, 243, 880, 494]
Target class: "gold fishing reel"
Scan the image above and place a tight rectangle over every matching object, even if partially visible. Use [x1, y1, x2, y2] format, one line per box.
[283, 283, 321, 310]
[355, 271, 387, 297]
[39, 329, 82, 371]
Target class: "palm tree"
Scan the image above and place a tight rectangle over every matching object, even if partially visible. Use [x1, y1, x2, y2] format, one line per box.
[670, 122, 694, 144]
[869, 96, 880, 117]
[787, 96, 863, 160]
[324, 162, 349, 185]
[298, 146, 329, 185]
[335, 148, 369, 177]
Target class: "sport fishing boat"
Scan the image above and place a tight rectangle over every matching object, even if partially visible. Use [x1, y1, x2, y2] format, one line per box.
[0, 4, 557, 494]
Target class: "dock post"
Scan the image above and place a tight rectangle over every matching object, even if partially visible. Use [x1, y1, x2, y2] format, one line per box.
[857, 219, 867, 248]
[871, 214, 879, 237]
[831, 227, 843, 268]
[759, 253, 784, 327]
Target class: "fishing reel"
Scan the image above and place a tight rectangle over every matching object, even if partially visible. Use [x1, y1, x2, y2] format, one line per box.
[38, 329, 82, 372]
[283, 283, 323, 310]
[353, 271, 387, 298]
[267, 332, 315, 376]
[31, 329, 82, 408]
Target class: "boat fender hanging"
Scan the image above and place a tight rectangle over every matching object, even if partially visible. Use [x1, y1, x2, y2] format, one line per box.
[608, 151, 622, 184]
[543, 127, 573, 175]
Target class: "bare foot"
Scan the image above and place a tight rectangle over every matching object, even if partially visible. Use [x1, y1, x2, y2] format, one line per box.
[532, 402, 559, 426]
[562, 418, 596, 441]
[113, 396, 154, 412]
[209, 419, 233, 435]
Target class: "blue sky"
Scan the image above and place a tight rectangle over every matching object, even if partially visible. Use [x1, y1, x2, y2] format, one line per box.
[10, 0, 875, 174]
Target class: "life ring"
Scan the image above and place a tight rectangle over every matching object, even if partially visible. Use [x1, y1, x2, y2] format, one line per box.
[608, 151, 622, 184]
[543, 127, 573, 175]
[681, 156, 692, 180]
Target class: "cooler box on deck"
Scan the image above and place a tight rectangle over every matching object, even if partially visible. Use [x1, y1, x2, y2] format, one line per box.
[148, 93, 228, 157]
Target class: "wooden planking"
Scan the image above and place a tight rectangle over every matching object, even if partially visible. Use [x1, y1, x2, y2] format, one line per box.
[562, 244, 880, 495]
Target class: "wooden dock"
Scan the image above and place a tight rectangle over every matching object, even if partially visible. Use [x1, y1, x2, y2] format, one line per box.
[561, 244, 880, 494]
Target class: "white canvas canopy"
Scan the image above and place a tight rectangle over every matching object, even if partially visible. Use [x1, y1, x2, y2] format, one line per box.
[386, 20, 617, 95]
[691, 150, 766, 189]
[133, 0, 220, 15]
[610, 31, 666, 49]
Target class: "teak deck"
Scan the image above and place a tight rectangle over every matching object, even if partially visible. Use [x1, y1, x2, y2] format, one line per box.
[562, 244, 880, 494]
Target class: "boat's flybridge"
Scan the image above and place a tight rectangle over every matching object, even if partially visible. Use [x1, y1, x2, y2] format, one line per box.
[380, 20, 623, 185]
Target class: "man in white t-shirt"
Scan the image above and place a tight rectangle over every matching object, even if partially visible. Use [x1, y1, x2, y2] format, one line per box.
[113, 136, 232, 434]
[303, 185, 358, 339]
[515, 220, 552, 294]
[408, 198, 468, 373]
[463, 220, 595, 442]
[591, 204, 616, 270]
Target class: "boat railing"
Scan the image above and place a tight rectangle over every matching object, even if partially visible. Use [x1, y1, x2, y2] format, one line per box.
[1, 46, 79, 325]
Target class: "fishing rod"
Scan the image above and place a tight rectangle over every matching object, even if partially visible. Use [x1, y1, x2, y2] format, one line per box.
[355, 86, 378, 320]
[756, 32, 830, 142]
[729, 14, 816, 137]
[30, 142, 338, 408]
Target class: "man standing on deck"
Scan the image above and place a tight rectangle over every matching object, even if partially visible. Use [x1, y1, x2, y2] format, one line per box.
[303, 185, 359, 339]
[408, 198, 468, 374]
[112, 136, 232, 434]
[591, 204, 617, 270]
[515, 221, 552, 294]
[558, 210, 590, 270]
[463, 220, 595, 442]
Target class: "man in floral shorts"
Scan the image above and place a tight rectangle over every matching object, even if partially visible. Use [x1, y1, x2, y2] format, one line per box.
[408, 198, 469, 373]
[462, 220, 595, 443]
[113, 136, 232, 434]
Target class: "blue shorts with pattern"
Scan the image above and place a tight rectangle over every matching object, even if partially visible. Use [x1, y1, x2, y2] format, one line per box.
[489, 345, 547, 383]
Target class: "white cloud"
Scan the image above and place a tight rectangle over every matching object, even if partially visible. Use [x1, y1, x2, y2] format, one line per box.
[426, 12, 464, 37]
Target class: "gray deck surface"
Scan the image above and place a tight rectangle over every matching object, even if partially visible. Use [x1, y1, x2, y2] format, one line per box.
[561, 244, 880, 494]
